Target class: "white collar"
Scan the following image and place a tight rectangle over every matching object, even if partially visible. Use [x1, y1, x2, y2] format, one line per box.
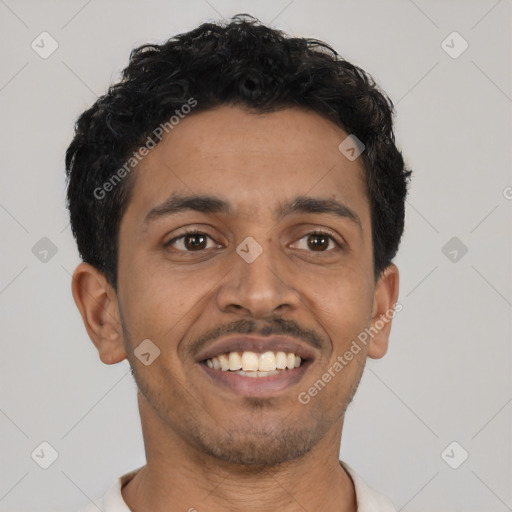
[78, 461, 396, 511]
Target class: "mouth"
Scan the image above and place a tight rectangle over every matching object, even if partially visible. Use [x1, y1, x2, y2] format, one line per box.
[203, 350, 304, 376]
[196, 336, 316, 397]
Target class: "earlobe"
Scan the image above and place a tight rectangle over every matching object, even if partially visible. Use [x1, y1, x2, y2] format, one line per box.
[71, 262, 126, 364]
[367, 264, 400, 360]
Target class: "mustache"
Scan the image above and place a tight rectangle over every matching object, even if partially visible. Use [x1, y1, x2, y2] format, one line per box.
[187, 317, 325, 357]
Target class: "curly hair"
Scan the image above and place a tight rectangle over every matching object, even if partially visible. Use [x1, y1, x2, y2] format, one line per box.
[65, 14, 411, 290]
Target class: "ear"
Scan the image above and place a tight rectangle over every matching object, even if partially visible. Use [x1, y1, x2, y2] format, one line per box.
[367, 263, 400, 360]
[71, 262, 127, 365]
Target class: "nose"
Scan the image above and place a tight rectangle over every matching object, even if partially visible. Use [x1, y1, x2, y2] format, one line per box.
[215, 237, 301, 319]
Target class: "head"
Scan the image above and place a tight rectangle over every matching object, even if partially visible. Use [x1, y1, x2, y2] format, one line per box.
[67, 15, 410, 466]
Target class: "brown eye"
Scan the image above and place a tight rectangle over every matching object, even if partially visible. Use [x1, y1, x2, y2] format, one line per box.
[166, 231, 217, 251]
[307, 234, 331, 251]
[183, 233, 207, 250]
[289, 231, 340, 252]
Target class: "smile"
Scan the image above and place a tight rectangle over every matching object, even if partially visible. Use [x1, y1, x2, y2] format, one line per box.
[204, 350, 302, 375]
[195, 335, 316, 396]
[199, 353, 313, 397]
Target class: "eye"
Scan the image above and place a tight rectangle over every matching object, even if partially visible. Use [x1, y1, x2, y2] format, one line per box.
[292, 232, 340, 252]
[165, 230, 220, 251]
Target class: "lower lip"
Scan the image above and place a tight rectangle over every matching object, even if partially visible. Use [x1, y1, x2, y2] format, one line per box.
[199, 361, 312, 397]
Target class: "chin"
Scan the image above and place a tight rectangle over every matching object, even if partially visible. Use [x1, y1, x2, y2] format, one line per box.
[196, 422, 323, 466]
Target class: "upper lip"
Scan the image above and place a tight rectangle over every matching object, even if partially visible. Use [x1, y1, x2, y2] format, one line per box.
[195, 335, 317, 363]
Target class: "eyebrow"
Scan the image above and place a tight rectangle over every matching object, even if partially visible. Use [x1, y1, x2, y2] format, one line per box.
[144, 194, 362, 232]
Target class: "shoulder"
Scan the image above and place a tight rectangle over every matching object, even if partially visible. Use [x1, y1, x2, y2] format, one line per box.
[73, 466, 144, 512]
[340, 460, 397, 512]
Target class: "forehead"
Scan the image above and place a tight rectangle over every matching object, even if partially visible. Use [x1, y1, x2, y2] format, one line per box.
[122, 105, 369, 227]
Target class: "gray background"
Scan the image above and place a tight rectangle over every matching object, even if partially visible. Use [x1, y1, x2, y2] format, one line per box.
[1, 0, 511, 510]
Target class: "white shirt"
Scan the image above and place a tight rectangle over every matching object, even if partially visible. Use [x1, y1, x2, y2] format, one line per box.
[76, 461, 396, 512]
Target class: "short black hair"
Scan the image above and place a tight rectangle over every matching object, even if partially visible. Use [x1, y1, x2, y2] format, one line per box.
[65, 14, 411, 290]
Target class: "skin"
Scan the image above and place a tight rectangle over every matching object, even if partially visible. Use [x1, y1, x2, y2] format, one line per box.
[72, 105, 399, 512]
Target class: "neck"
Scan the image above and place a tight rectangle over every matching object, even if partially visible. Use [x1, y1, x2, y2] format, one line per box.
[122, 394, 357, 512]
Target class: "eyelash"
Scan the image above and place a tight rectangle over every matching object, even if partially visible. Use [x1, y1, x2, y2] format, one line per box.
[165, 229, 341, 252]
[165, 229, 220, 251]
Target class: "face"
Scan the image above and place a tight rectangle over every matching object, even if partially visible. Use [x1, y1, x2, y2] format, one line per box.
[79, 105, 398, 466]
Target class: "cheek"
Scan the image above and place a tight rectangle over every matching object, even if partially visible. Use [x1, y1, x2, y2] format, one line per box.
[306, 265, 374, 354]
[118, 273, 196, 388]
[309, 258, 373, 307]
[123, 279, 184, 339]
[118, 255, 219, 348]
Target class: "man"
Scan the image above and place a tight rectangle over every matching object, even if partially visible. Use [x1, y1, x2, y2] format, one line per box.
[67, 14, 410, 512]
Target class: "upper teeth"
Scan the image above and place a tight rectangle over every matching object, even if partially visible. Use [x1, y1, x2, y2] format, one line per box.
[205, 351, 302, 372]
